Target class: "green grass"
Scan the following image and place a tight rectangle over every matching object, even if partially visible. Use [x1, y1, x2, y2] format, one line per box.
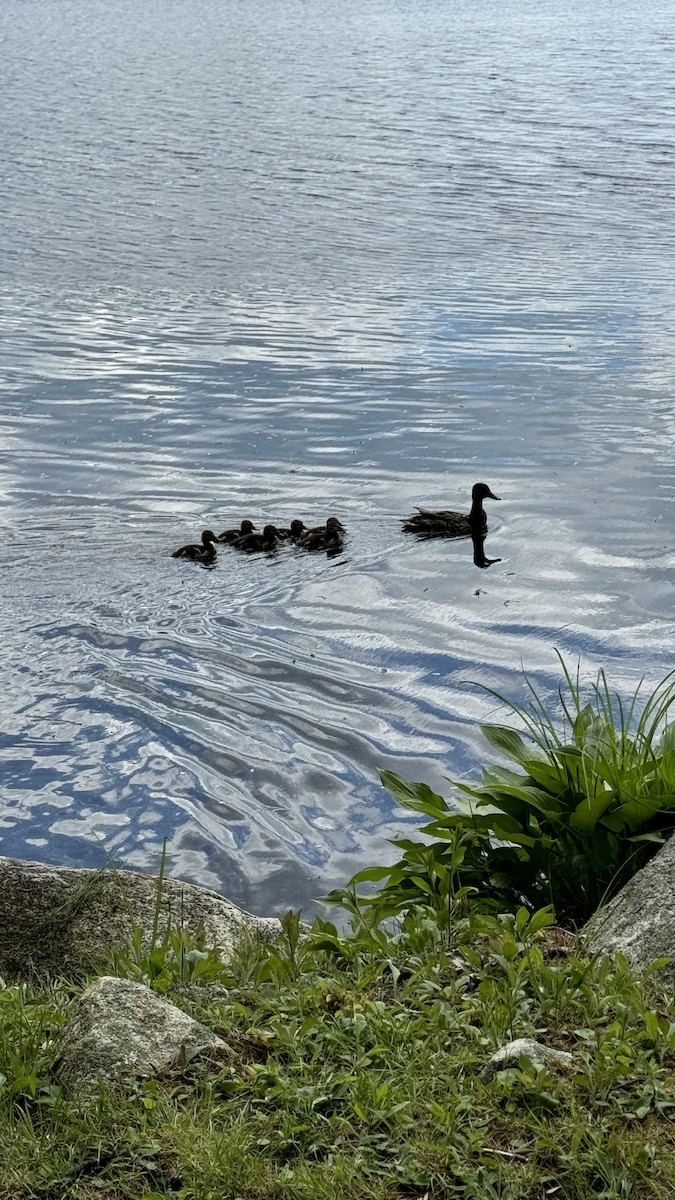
[5, 660, 675, 1198]
[2, 906, 675, 1199]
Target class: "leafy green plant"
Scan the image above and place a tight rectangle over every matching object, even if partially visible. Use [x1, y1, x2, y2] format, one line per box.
[352, 656, 675, 927]
[109, 843, 233, 992]
[0, 982, 66, 1110]
[112, 922, 232, 992]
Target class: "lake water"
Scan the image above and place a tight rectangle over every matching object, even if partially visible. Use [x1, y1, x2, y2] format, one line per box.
[2, 0, 675, 917]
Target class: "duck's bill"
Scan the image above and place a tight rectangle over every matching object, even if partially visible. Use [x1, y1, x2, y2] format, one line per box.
[487, 489, 501, 500]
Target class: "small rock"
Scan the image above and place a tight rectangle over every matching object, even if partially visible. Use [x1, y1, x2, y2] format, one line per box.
[479, 1038, 574, 1083]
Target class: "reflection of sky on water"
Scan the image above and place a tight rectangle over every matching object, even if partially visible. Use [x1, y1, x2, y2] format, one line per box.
[1, 0, 675, 915]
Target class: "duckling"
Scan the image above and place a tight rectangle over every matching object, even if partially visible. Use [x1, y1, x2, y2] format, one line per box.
[217, 519, 256, 544]
[171, 529, 218, 563]
[232, 524, 281, 553]
[402, 482, 500, 539]
[276, 519, 306, 541]
[298, 517, 345, 554]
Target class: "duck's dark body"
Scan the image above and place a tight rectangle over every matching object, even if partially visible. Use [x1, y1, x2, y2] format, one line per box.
[232, 524, 281, 553]
[217, 519, 256, 543]
[298, 517, 345, 554]
[402, 483, 500, 539]
[276, 519, 306, 541]
[171, 529, 218, 563]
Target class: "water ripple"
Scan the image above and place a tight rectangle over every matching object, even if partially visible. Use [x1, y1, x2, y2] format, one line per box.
[1, 0, 675, 913]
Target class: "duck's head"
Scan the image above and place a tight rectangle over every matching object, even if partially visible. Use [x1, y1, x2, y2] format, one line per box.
[202, 530, 218, 544]
[326, 517, 345, 532]
[472, 483, 500, 502]
[290, 519, 305, 536]
[240, 520, 256, 534]
[262, 524, 280, 539]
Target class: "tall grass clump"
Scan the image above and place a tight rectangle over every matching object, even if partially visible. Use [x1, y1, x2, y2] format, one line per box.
[342, 656, 675, 929]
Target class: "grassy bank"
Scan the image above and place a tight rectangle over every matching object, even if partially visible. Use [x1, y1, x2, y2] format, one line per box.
[4, 659, 675, 1199]
[1, 903, 675, 1200]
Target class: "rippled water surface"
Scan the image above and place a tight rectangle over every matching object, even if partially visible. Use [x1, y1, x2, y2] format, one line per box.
[2, 0, 675, 915]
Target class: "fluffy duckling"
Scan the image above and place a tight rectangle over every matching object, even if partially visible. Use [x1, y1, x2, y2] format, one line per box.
[232, 524, 281, 553]
[217, 519, 256, 544]
[298, 516, 345, 554]
[276, 519, 306, 541]
[171, 529, 218, 563]
[402, 482, 500, 539]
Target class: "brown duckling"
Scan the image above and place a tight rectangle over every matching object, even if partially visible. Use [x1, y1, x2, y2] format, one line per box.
[171, 529, 218, 563]
[298, 516, 345, 554]
[276, 519, 306, 541]
[232, 524, 281, 553]
[217, 519, 256, 543]
[402, 482, 500, 539]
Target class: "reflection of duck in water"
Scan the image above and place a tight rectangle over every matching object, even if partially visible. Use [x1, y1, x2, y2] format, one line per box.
[402, 482, 500, 538]
[471, 527, 501, 569]
[298, 517, 345, 555]
[232, 524, 281, 553]
[171, 530, 218, 564]
[217, 519, 256, 543]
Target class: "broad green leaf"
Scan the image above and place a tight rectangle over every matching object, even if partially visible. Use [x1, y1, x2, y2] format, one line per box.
[526, 905, 556, 934]
[380, 770, 448, 817]
[521, 759, 566, 793]
[481, 724, 537, 767]
[481, 763, 536, 789]
[410, 876, 434, 895]
[569, 789, 618, 832]
[477, 783, 565, 821]
[490, 825, 537, 848]
[349, 865, 397, 884]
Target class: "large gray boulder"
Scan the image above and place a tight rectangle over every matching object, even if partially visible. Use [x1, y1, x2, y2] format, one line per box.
[0, 855, 283, 981]
[53, 976, 229, 1093]
[585, 835, 675, 981]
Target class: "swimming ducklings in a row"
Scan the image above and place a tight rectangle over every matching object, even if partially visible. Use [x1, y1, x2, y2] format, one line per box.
[218, 519, 306, 551]
[171, 517, 345, 562]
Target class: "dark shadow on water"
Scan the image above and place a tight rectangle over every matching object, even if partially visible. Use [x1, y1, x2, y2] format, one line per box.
[406, 524, 502, 569]
[471, 529, 502, 570]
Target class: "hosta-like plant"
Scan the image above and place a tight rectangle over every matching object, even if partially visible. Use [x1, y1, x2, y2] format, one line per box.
[348, 657, 675, 928]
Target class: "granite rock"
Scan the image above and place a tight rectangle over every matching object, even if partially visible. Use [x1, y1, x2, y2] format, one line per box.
[0, 854, 282, 981]
[53, 975, 229, 1092]
[585, 835, 675, 981]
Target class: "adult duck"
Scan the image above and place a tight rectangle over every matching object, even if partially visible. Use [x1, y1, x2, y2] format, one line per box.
[232, 524, 281, 553]
[171, 530, 218, 563]
[402, 483, 500, 538]
[298, 517, 345, 554]
[217, 519, 256, 543]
